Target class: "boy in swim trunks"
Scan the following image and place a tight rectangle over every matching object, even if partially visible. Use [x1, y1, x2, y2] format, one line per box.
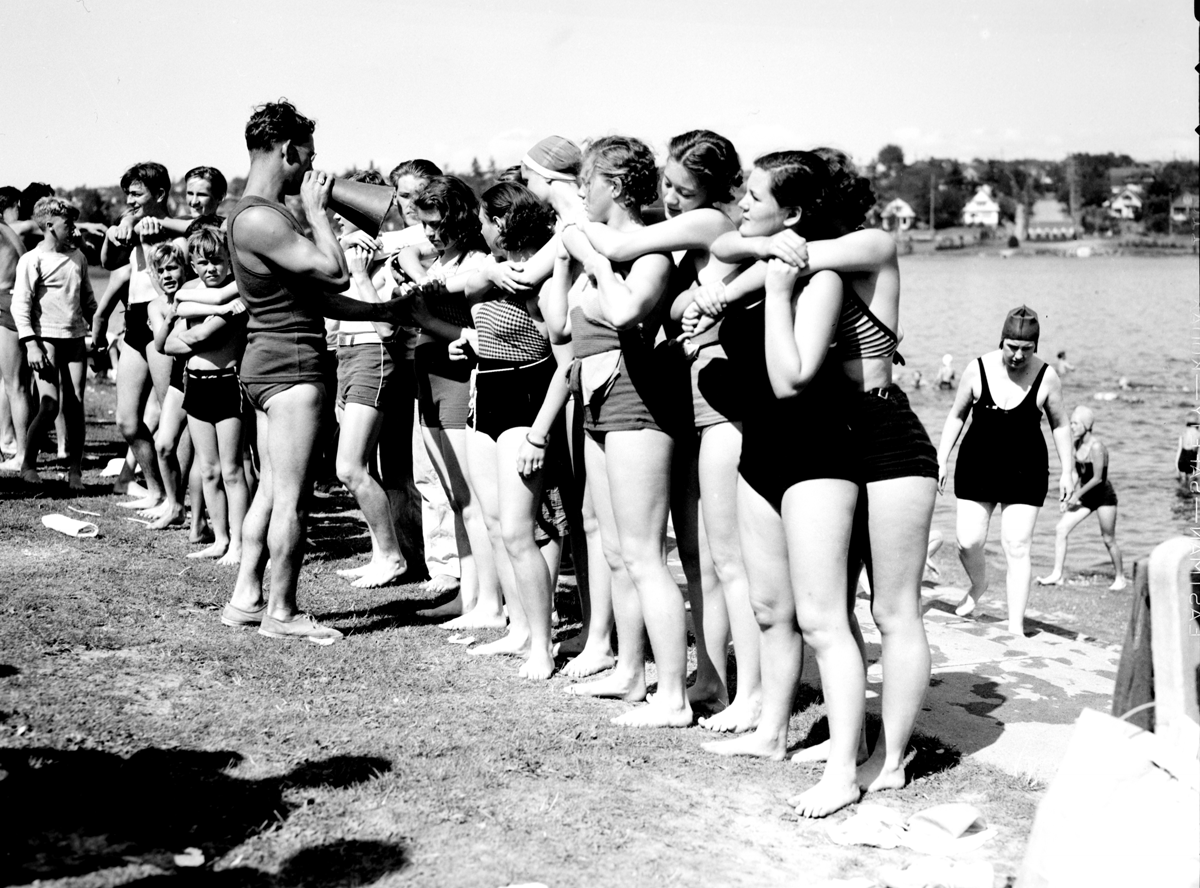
[11, 197, 96, 487]
[164, 227, 250, 564]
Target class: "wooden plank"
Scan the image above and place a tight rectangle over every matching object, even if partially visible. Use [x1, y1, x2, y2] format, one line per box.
[1148, 537, 1200, 758]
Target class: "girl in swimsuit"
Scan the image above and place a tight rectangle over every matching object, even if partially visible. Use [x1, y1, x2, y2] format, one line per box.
[1036, 406, 1126, 591]
[694, 149, 941, 803]
[545, 136, 688, 727]
[936, 306, 1074, 637]
[569, 130, 760, 733]
[1175, 416, 1199, 485]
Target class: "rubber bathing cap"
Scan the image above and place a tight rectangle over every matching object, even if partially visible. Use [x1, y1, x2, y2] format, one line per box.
[1001, 305, 1040, 343]
[523, 135, 582, 182]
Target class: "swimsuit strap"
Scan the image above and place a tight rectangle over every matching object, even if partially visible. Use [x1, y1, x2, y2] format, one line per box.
[1017, 363, 1050, 413]
[975, 357, 994, 407]
[835, 289, 899, 360]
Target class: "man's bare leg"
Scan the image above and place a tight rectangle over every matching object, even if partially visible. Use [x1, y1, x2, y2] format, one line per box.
[0, 325, 34, 472]
[114, 344, 164, 508]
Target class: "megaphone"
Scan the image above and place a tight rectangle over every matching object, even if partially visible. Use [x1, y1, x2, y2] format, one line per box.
[329, 178, 396, 237]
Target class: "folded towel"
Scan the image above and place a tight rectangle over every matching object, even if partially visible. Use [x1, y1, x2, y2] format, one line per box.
[42, 513, 99, 538]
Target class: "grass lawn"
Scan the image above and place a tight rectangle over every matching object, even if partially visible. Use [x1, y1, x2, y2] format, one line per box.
[0, 377, 1101, 887]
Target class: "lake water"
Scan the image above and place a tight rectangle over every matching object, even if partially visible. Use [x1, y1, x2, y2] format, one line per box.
[896, 252, 1197, 576]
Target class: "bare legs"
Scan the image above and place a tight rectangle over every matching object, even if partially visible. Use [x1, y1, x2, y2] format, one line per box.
[335, 402, 407, 588]
[21, 339, 87, 486]
[1037, 503, 1126, 590]
[114, 343, 164, 507]
[188, 412, 248, 565]
[855, 476, 936, 794]
[955, 498, 1040, 635]
[0, 326, 33, 472]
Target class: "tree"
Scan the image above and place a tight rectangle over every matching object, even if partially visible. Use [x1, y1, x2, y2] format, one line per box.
[877, 144, 905, 172]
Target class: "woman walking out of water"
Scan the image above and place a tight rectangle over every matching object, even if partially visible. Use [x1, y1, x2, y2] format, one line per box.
[544, 136, 686, 727]
[1036, 406, 1126, 591]
[936, 305, 1074, 637]
[570, 130, 761, 733]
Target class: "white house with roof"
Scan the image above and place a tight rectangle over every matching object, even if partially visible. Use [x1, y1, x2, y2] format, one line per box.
[1171, 192, 1198, 225]
[961, 185, 1001, 227]
[1106, 187, 1143, 220]
[1025, 199, 1076, 240]
[881, 197, 916, 232]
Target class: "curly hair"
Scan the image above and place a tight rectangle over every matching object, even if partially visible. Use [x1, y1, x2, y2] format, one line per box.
[412, 176, 486, 253]
[346, 168, 387, 186]
[481, 182, 556, 255]
[244, 100, 315, 153]
[668, 130, 743, 205]
[387, 159, 441, 188]
[583, 136, 659, 213]
[811, 147, 875, 235]
[120, 163, 170, 199]
[32, 196, 78, 227]
[754, 150, 844, 242]
[183, 166, 228, 204]
[186, 226, 228, 264]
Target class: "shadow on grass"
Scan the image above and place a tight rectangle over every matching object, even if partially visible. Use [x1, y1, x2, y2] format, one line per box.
[1, 748, 405, 886]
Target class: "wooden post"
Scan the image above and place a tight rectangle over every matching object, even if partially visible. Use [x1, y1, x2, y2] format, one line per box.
[1148, 537, 1200, 758]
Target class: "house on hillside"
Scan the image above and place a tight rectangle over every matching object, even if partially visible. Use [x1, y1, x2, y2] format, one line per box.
[881, 198, 916, 232]
[1108, 165, 1156, 194]
[1171, 192, 1198, 225]
[1106, 187, 1143, 220]
[961, 185, 1000, 227]
[1025, 199, 1076, 240]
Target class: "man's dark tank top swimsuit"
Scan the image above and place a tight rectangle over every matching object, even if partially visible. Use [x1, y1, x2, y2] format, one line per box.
[226, 195, 327, 409]
[953, 358, 1049, 507]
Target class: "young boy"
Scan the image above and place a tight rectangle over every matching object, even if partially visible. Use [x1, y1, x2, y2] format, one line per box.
[145, 242, 191, 528]
[164, 228, 250, 564]
[11, 197, 96, 488]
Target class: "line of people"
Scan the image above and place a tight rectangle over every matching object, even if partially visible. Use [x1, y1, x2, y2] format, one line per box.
[4, 100, 1101, 820]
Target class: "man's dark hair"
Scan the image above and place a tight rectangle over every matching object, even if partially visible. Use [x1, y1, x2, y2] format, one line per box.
[185, 213, 225, 237]
[20, 182, 56, 220]
[245, 100, 316, 153]
[0, 186, 21, 214]
[119, 163, 170, 199]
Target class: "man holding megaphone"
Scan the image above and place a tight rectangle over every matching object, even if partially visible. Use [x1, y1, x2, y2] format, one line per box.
[219, 99, 406, 645]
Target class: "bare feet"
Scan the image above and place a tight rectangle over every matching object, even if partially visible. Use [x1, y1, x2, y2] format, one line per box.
[564, 671, 647, 702]
[788, 773, 862, 818]
[560, 644, 616, 679]
[791, 732, 870, 764]
[1006, 620, 1028, 637]
[554, 632, 587, 658]
[148, 505, 186, 530]
[519, 646, 556, 681]
[217, 547, 242, 567]
[68, 469, 84, 491]
[118, 494, 162, 511]
[347, 559, 407, 589]
[0, 457, 22, 472]
[954, 585, 984, 617]
[336, 563, 372, 578]
[19, 467, 41, 484]
[612, 695, 692, 728]
[187, 540, 230, 560]
[440, 608, 507, 631]
[114, 480, 149, 498]
[687, 679, 729, 718]
[189, 521, 212, 545]
[1034, 572, 1063, 586]
[702, 730, 787, 760]
[1109, 575, 1128, 591]
[698, 695, 761, 734]
[139, 500, 173, 520]
[468, 631, 529, 657]
[423, 574, 461, 595]
[856, 754, 907, 794]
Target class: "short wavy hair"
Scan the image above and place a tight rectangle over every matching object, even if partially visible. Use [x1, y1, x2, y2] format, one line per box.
[481, 182, 556, 255]
[412, 176, 485, 252]
[244, 100, 315, 153]
[668, 130, 743, 205]
[582, 136, 659, 213]
[0, 186, 24, 215]
[186, 226, 228, 264]
[120, 162, 170, 199]
[149, 241, 188, 283]
[183, 166, 228, 204]
[754, 151, 841, 241]
[811, 147, 875, 235]
[32, 196, 78, 227]
[387, 159, 441, 188]
[347, 168, 387, 187]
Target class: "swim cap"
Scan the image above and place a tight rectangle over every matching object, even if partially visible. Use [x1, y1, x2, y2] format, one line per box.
[523, 135, 582, 182]
[1001, 305, 1040, 344]
[941, 354, 953, 366]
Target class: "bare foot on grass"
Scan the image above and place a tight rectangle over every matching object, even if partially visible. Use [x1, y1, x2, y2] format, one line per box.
[856, 754, 906, 794]
[554, 632, 587, 658]
[0, 456, 21, 472]
[519, 647, 556, 681]
[468, 631, 528, 657]
[337, 563, 373, 579]
[442, 608, 507, 631]
[612, 696, 692, 728]
[560, 645, 616, 679]
[687, 680, 728, 718]
[68, 469, 84, 491]
[1034, 571, 1063, 586]
[702, 730, 787, 760]
[564, 671, 647, 702]
[954, 585, 985, 617]
[20, 467, 41, 484]
[698, 695, 761, 734]
[788, 774, 862, 818]
[148, 505, 186, 530]
[1109, 575, 1128, 591]
[187, 540, 230, 560]
[217, 547, 242, 567]
[350, 560, 407, 589]
[118, 495, 161, 511]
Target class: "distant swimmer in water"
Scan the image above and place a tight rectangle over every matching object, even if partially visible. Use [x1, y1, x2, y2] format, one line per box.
[910, 369, 926, 389]
[936, 354, 955, 390]
[1035, 406, 1126, 591]
[1055, 350, 1075, 378]
[1176, 415, 1200, 484]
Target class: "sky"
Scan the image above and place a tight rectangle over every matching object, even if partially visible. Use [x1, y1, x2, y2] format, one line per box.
[2, 0, 1196, 190]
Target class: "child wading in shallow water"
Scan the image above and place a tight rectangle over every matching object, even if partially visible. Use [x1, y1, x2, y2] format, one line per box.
[163, 228, 250, 564]
[11, 197, 95, 488]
